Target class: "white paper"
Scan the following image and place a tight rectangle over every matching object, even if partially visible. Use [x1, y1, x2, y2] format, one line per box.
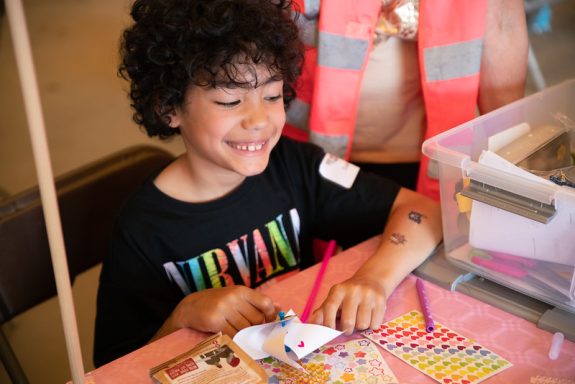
[233, 309, 342, 370]
[468, 151, 575, 267]
[262, 323, 304, 371]
[232, 320, 279, 360]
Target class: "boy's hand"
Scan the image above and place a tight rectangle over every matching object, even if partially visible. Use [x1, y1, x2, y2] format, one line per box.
[309, 274, 387, 335]
[171, 285, 278, 337]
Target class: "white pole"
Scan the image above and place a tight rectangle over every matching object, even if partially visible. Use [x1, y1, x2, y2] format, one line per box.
[528, 43, 547, 91]
[4, 1, 86, 383]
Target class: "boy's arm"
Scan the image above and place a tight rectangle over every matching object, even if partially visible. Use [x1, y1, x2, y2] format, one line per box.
[311, 187, 442, 333]
[354, 187, 442, 301]
[148, 285, 278, 343]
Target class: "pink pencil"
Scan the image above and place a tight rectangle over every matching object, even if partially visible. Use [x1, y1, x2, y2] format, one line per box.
[300, 239, 337, 323]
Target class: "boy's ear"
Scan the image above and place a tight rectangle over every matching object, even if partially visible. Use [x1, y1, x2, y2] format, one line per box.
[166, 110, 180, 129]
[157, 106, 180, 129]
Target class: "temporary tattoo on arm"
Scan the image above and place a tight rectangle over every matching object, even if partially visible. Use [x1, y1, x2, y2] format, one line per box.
[408, 211, 426, 224]
[389, 233, 407, 245]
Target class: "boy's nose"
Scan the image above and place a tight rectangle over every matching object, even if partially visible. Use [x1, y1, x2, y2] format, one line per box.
[242, 102, 268, 131]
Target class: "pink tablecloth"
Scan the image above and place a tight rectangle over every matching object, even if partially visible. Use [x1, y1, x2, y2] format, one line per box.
[78, 237, 575, 383]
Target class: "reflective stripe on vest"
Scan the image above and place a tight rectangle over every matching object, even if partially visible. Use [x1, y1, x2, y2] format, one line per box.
[424, 38, 483, 82]
[285, 97, 311, 132]
[317, 31, 368, 70]
[309, 131, 349, 156]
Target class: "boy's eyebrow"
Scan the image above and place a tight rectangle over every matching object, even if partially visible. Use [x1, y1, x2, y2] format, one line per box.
[215, 74, 283, 89]
[259, 74, 283, 86]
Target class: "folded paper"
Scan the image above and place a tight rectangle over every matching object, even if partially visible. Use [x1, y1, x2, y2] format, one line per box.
[233, 309, 342, 371]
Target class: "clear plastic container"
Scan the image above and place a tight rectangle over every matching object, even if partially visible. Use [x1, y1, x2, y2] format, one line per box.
[422, 79, 575, 313]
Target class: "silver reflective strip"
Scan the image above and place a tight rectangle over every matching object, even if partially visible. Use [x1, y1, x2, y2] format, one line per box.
[424, 38, 483, 82]
[427, 159, 439, 180]
[303, 0, 320, 18]
[294, 12, 318, 47]
[318, 31, 368, 70]
[310, 131, 349, 158]
[286, 98, 311, 132]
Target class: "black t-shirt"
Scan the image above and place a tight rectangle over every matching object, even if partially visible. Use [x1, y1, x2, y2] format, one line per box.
[93, 137, 400, 366]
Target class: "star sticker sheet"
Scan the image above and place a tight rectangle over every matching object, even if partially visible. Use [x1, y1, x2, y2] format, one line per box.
[258, 338, 398, 383]
[362, 311, 512, 384]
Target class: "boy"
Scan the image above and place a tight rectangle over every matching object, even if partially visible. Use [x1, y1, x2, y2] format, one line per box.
[94, 0, 442, 367]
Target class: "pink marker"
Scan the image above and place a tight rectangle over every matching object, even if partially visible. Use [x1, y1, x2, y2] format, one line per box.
[300, 240, 337, 323]
[416, 278, 435, 332]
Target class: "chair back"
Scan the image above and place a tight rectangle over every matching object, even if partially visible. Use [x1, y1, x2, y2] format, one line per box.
[0, 145, 174, 383]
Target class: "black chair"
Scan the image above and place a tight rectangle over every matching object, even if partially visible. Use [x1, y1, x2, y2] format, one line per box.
[0, 145, 174, 383]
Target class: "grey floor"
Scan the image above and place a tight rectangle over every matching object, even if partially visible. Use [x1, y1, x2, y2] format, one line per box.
[0, 0, 574, 383]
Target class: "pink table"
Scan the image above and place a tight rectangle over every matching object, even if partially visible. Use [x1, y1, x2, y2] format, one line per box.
[78, 237, 575, 383]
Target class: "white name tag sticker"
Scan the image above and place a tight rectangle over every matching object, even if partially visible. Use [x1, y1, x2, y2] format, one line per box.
[319, 153, 360, 189]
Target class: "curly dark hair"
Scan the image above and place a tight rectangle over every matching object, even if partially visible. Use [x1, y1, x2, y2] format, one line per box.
[119, 0, 304, 139]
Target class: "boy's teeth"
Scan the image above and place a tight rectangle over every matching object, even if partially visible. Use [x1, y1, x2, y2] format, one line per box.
[232, 143, 263, 151]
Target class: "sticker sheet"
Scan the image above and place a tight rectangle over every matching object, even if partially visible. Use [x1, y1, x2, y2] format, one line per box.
[258, 338, 398, 383]
[362, 311, 512, 384]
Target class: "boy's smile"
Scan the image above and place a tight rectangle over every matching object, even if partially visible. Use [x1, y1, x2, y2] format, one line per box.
[226, 140, 266, 153]
[164, 64, 285, 201]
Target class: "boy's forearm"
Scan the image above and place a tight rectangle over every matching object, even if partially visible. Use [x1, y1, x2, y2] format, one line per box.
[352, 189, 442, 298]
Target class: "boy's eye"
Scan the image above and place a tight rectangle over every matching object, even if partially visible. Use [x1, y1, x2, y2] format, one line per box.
[266, 95, 282, 102]
[215, 100, 240, 108]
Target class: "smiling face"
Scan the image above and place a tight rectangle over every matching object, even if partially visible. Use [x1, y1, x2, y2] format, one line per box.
[168, 64, 286, 188]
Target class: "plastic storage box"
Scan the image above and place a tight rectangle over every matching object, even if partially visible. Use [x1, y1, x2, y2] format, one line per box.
[422, 79, 575, 314]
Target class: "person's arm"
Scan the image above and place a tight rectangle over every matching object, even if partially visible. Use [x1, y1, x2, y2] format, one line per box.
[478, 0, 528, 113]
[310, 187, 442, 333]
[148, 285, 278, 343]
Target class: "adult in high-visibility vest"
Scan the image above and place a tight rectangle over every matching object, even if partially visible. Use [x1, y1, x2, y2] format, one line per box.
[285, 0, 528, 200]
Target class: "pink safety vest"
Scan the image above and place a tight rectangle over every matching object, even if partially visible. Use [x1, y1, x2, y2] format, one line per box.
[285, 0, 488, 200]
